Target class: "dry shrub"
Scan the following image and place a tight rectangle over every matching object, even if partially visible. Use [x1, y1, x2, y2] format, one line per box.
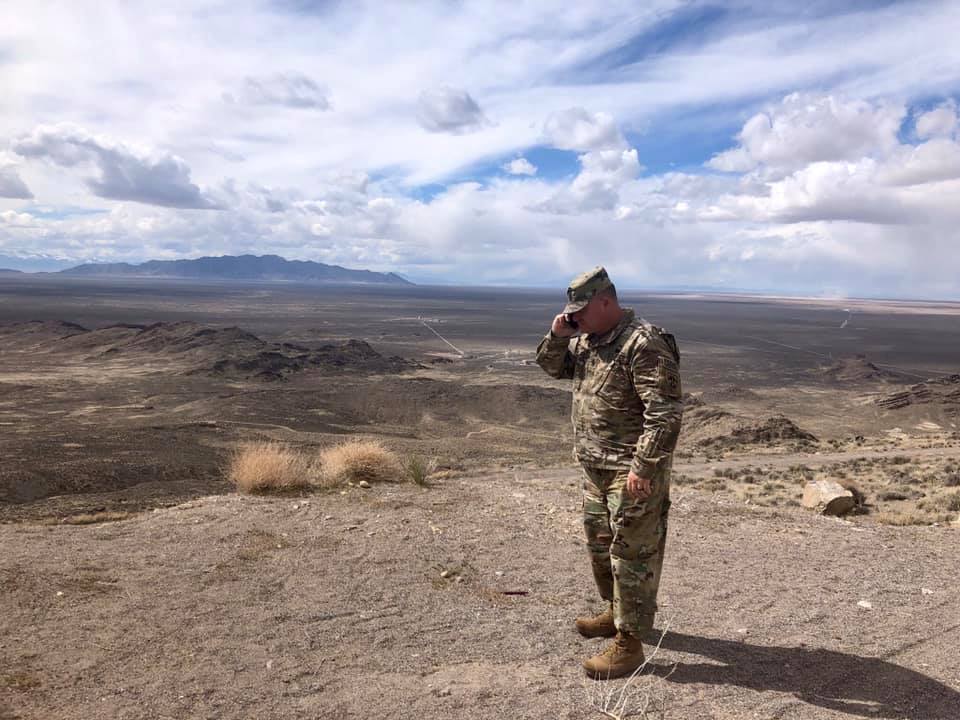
[947, 492, 960, 512]
[228, 441, 312, 494]
[318, 439, 401, 487]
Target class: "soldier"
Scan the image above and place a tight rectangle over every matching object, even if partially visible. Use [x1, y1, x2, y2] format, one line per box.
[536, 266, 683, 679]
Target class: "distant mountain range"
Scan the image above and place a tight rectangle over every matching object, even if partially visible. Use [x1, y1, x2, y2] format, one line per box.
[57, 254, 412, 285]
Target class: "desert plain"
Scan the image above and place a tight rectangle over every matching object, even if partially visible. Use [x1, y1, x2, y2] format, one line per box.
[1, 275, 959, 719]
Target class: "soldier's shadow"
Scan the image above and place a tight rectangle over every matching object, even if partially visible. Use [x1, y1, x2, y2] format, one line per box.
[644, 629, 960, 719]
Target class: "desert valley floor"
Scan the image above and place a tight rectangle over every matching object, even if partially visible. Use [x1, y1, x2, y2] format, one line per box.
[1, 276, 958, 719]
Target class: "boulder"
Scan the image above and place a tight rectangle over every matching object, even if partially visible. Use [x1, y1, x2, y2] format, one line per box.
[802, 480, 856, 516]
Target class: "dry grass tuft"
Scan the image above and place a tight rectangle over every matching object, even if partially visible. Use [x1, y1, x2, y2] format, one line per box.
[62, 511, 135, 525]
[318, 439, 402, 487]
[227, 441, 312, 494]
[875, 510, 952, 526]
[403, 454, 438, 486]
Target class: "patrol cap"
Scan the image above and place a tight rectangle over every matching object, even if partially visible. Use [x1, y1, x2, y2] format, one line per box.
[562, 266, 613, 314]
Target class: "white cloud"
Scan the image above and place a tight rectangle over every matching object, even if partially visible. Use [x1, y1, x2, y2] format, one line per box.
[502, 157, 537, 176]
[538, 148, 640, 214]
[416, 86, 488, 134]
[698, 95, 960, 229]
[0, 155, 32, 199]
[225, 72, 331, 110]
[708, 93, 905, 175]
[543, 107, 625, 151]
[12, 123, 217, 209]
[1, 210, 36, 227]
[701, 160, 914, 225]
[876, 138, 960, 186]
[915, 102, 958, 139]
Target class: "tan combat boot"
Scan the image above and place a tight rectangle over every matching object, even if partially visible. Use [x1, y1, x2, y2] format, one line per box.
[582, 631, 646, 679]
[574, 604, 616, 638]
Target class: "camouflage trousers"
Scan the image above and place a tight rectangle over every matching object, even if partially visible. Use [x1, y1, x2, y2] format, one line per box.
[581, 464, 671, 635]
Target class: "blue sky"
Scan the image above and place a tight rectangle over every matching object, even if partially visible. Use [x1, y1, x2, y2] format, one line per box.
[2, 1, 960, 297]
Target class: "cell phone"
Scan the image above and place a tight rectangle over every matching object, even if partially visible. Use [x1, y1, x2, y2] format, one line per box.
[565, 313, 578, 331]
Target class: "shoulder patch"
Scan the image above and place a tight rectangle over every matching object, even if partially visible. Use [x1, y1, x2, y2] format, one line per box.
[657, 356, 682, 398]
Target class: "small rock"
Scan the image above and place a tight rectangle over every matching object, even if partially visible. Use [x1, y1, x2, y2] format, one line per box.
[358, 480, 371, 489]
[323, 515, 333, 521]
[56, 591, 64, 597]
[495, 571, 504, 578]
[266, 660, 273, 670]
[921, 588, 934, 595]
[455, 576, 465, 584]
[736, 628, 747, 634]
[437, 687, 452, 697]
[857, 600, 873, 610]
[440, 570, 451, 579]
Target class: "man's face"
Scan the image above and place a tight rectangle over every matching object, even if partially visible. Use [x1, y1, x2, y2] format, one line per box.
[570, 295, 608, 334]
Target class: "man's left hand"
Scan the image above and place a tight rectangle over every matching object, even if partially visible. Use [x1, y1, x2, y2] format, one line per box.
[626, 470, 652, 499]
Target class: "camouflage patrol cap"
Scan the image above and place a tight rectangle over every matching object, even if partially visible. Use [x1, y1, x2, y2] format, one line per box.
[562, 266, 613, 314]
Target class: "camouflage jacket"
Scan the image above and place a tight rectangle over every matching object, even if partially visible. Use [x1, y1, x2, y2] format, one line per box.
[536, 309, 683, 476]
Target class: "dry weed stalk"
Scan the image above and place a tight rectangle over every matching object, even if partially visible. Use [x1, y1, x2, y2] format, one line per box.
[317, 439, 401, 487]
[228, 441, 312, 493]
[583, 620, 675, 720]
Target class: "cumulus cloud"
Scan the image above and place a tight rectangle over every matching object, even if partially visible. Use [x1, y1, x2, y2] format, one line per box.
[0, 159, 33, 199]
[502, 157, 537, 176]
[226, 72, 331, 110]
[708, 93, 905, 175]
[876, 138, 960, 186]
[700, 160, 917, 225]
[538, 148, 640, 214]
[1, 210, 36, 227]
[416, 86, 488, 134]
[12, 124, 217, 209]
[915, 102, 958, 139]
[543, 107, 626, 152]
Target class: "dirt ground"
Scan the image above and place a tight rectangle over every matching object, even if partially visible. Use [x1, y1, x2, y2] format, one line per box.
[2, 277, 959, 718]
[2, 470, 958, 720]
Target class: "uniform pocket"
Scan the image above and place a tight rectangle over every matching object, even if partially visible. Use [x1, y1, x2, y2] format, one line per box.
[596, 362, 633, 408]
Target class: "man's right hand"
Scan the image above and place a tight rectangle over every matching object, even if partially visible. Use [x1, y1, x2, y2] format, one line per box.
[551, 313, 577, 337]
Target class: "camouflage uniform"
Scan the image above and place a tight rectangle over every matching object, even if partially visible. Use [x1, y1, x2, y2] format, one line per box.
[536, 270, 683, 635]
